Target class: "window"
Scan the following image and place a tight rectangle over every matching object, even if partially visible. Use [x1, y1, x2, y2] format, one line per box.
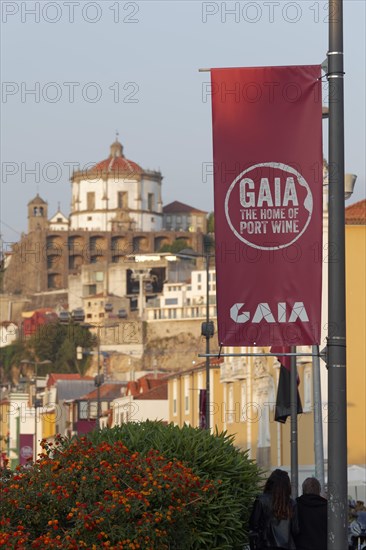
[87, 192, 95, 210]
[240, 382, 247, 422]
[79, 401, 88, 420]
[173, 380, 177, 416]
[87, 216, 92, 221]
[227, 384, 234, 424]
[184, 376, 190, 413]
[165, 298, 178, 305]
[95, 272, 104, 282]
[89, 402, 97, 418]
[148, 193, 154, 211]
[118, 191, 128, 209]
[197, 274, 202, 283]
[303, 367, 312, 412]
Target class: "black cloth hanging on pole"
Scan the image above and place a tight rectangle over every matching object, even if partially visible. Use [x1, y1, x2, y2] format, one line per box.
[275, 363, 303, 423]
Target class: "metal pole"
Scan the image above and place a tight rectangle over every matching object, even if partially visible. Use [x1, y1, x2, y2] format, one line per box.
[96, 325, 101, 430]
[205, 253, 210, 430]
[139, 272, 144, 319]
[327, 1, 348, 547]
[199, 352, 319, 358]
[290, 346, 298, 497]
[34, 363, 37, 462]
[312, 345, 325, 493]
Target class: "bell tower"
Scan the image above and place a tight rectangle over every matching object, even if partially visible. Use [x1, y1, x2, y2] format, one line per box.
[27, 194, 48, 232]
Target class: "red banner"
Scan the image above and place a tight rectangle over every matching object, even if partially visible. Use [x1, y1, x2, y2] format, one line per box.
[211, 65, 323, 347]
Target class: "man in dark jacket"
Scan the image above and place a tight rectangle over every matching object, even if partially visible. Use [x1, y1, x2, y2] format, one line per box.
[295, 477, 327, 550]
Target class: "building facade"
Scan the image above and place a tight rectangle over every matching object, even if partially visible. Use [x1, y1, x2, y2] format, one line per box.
[3, 138, 206, 300]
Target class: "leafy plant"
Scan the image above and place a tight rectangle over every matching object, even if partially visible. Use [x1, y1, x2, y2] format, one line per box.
[0, 435, 217, 549]
[0, 423, 262, 549]
[87, 421, 262, 549]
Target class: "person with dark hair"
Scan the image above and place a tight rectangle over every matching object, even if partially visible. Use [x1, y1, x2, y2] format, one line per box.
[294, 477, 327, 550]
[249, 469, 299, 550]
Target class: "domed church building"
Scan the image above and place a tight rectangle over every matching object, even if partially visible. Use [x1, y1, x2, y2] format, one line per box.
[3, 136, 206, 301]
[70, 137, 163, 233]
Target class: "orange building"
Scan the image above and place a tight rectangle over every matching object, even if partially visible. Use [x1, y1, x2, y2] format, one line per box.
[345, 199, 366, 465]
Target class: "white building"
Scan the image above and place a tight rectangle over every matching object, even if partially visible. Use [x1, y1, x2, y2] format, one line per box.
[112, 374, 168, 425]
[69, 138, 163, 232]
[48, 208, 69, 231]
[0, 322, 18, 348]
[145, 267, 217, 320]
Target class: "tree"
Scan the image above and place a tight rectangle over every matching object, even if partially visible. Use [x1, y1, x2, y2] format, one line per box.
[159, 239, 191, 254]
[0, 322, 96, 380]
[207, 211, 215, 233]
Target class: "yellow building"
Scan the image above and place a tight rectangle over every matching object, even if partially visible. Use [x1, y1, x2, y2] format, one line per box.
[168, 358, 224, 431]
[168, 347, 316, 472]
[345, 199, 366, 465]
[168, 201, 366, 482]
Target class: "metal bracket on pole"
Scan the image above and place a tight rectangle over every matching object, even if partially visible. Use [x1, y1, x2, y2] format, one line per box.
[198, 352, 319, 359]
[319, 346, 328, 364]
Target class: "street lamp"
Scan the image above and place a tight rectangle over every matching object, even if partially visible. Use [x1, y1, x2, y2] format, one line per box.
[20, 359, 52, 461]
[174, 236, 215, 430]
[79, 322, 118, 430]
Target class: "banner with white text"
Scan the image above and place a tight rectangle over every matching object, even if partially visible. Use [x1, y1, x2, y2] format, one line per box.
[211, 65, 323, 346]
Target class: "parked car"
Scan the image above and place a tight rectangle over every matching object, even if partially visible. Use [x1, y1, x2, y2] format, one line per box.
[118, 308, 128, 319]
[104, 303, 113, 312]
[71, 308, 85, 322]
[58, 310, 71, 323]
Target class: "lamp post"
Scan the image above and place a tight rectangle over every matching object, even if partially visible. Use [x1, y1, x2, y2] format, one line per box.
[79, 322, 118, 430]
[201, 247, 214, 431]
[20, 359, 52, 462]
[175, 236, 214, 430]
[326, 2, 358, 545]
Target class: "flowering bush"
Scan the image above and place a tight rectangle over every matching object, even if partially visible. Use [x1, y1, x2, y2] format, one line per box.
[0, 435, 217, 549]
[88, 421, 262, 549]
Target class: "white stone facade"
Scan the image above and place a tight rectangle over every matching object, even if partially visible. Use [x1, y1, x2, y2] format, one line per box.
[69, 139, 163, 232]
[145, 268, 217, 321]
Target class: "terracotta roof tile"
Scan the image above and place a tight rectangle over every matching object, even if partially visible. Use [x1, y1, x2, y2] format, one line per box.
[78, 383, 126, 401]
[134, 383, 168, 400]
[126, 374, 167, 397]
[88, 156, 142, 177]
[0, 321, 18, 328]
[345, 199, 366, 225]
[163, 201, 207, 215]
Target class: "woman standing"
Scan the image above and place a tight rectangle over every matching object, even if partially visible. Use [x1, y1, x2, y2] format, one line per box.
[249, 469, 299, 550]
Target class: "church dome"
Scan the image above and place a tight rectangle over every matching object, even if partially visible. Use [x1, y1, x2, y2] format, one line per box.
[88, 137, 143, 177]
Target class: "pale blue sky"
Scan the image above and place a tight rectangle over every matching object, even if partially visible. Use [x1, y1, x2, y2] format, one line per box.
[1, 0, 365, 244]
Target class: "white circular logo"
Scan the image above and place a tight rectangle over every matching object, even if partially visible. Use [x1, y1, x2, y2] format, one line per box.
[224, 162, 313, 250]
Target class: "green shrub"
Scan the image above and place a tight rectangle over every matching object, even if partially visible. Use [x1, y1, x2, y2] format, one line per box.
[86, 421, 262, 549]
[0, 436, 217, 549]
[0, 422, 262, 549]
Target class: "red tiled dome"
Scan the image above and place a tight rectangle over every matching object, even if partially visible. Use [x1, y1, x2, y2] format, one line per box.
[91, 156, 143, 175]
[88, 139, 143, 177]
